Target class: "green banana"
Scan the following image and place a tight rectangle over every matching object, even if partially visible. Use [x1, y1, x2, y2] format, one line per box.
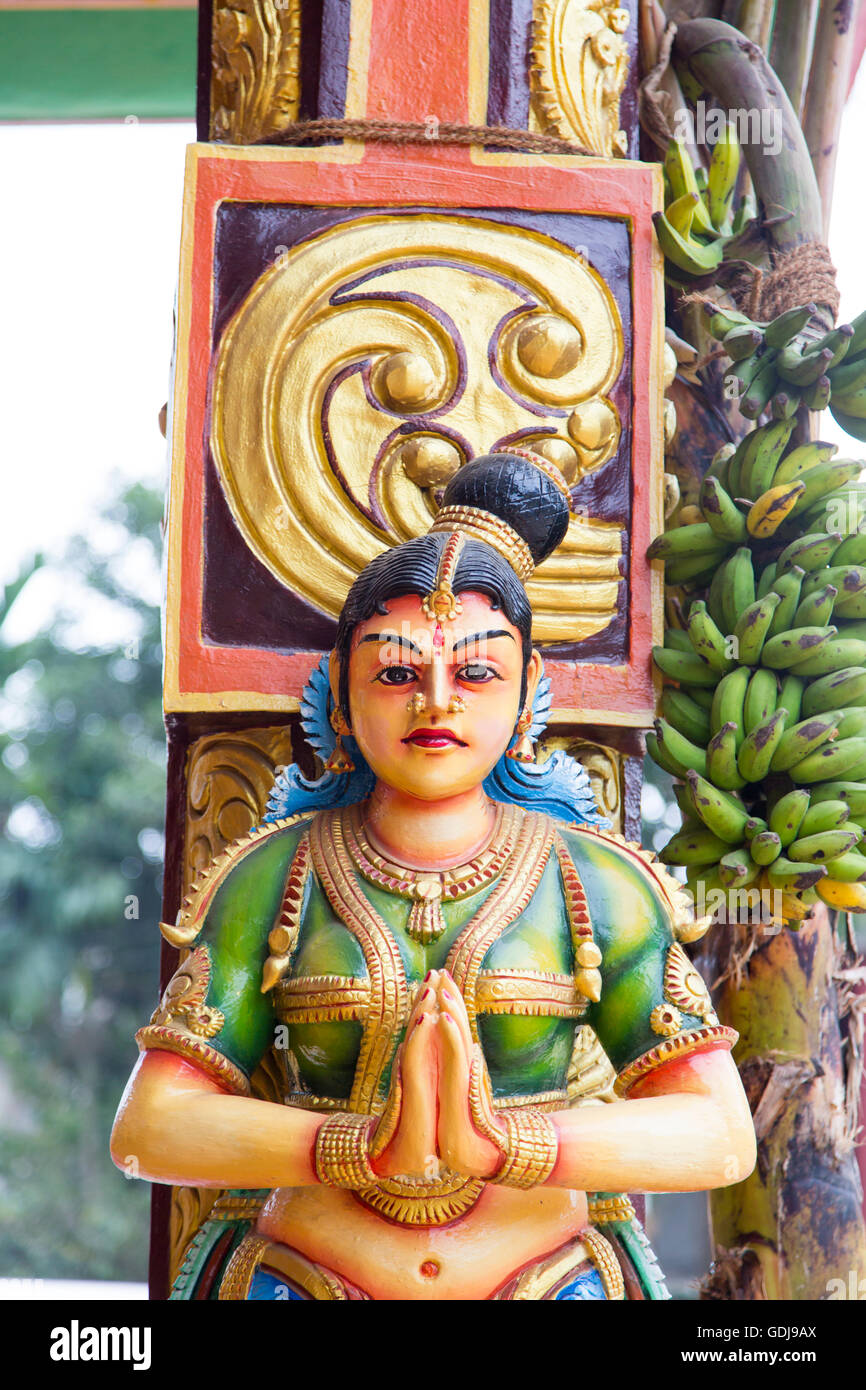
[733, 592, 780, 665]
[800, 565, 866, 601]
[660, 688, 711, 745]
[776, 343, 834, 387]
[705, 303, 754, 340]
[707, 558, 730, 630]
[798, 799, 850, 836]
[833, 707, 866, 739]
[802, 667, 866, 717]
[845, 308, 866, 358]
[827, 353, 866, 396]
[720, 547, 755, 633]
[768, 788, 810, 846]
[824, 850, 866, 882]
[777, 673, 805, 725]
[705, 442, 737, 486]
[794, 637, 866, 677]
[700, 476, 747, 543]
[740, 418, 796, 500]
[794, 584, 837, 628]
[682, 684, 716, 711]
[789, 829, 861, 863]
[647, 522, 729, 561]
[832, 527, 866, 567]
[645, 731, 682, 779]
[652, 647, 720, 687]
[760, 625, 838, 671]
[765, 858, 828, 891]
[710, 666, 750, 744]
[767, 568, 805, 638]
[664, 627, 695, 653]
[653, 718, 709, 779]
[803, 375, 831, 412]
[707, 722, 746, 791]
[771, 389, 800, 421]
[769, 713, 841, 773]
[666, 552, 732, 587]
[741, 353, 781, 419]
[652, 210, 724, 277]
[764, 305, 815, 350]
[817, 322, 855, 371]
[659, 826, 732, 866]
[757, 562, 778, 599]
[706, 122, 739, 230]
[750, 830, 782, 865]
[830, 403, 866, 443]
[790, 459, 865, 516]
[744, 817, 768, 841]
[743, 668, 778, 735]
[673, 780, 699, 819]
[789, 737, 866, 784]
[665, 191, 702, 238]
[719, 848, 761, 887]
[664, 140, 717, 236]
[724, 325, 763, 361]
[830, 383, 866, 419]
[772, 440, 837, 486]
[686, 601, 733, 673]
[686, 770, 750, 843]
[777, 532, 842, 574]
[737, 708, 788, 782]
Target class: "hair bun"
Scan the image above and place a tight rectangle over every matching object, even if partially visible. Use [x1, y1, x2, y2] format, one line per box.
[439, 450, 570, 565]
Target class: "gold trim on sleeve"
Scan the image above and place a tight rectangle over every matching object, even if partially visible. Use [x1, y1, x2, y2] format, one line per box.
[572, 825, 712, 944]
[262, 831, 312, 993]
[475, 968, 587, 1018]
[273, 974, 371, 1024]
[588, 1194, 636, 1224]
[663, 941, 719, 1024]
[614, 1024, 739, 1097]
[582, 1226, 626, 1299]
[135, 1024, 251, 1096]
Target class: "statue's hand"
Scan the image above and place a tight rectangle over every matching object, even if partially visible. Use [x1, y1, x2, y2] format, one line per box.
[435, 972, 504, 1180]
[369, 974, 439, 1180]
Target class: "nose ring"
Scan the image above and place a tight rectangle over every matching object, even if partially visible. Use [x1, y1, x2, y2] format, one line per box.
[407, 693, 428, 714]
[447, 696, 466, 714]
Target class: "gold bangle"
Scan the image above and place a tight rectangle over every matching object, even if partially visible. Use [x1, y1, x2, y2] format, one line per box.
[314, 1112, 379, 1189]
[493, 1109, 559, 1189]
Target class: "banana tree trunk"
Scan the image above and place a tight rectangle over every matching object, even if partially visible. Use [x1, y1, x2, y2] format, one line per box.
[700, 908, 866, 1299]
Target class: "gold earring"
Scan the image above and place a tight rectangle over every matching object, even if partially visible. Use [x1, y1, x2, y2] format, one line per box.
[505, 707, 535, 764]
[325, 706, 355, 774]
[447, 695, 466, 714]
[407, 693, 427, 714]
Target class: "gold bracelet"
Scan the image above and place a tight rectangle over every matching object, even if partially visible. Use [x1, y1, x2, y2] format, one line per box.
[492, 1109, 559, 1189]
[314, 1112, 379, 1189]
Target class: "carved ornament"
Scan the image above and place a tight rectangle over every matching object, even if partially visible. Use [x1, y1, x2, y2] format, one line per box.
[531, 0, 630, 158]
[211, 1, 301, 144]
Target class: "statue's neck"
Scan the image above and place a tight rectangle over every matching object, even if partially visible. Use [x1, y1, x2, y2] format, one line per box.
[362, 782, 498, 870]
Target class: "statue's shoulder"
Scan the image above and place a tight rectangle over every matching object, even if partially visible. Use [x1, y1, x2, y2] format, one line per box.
[159, 812, 316, 949]
[554, 822, 710, 945]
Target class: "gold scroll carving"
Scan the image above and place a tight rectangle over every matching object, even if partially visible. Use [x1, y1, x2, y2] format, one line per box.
[169, 725, 295, 1286]
[210, 213, 626, 645]
[539, 735, 624, 833]
[211, 1, 301, 143]
[531, 0, 630, 158]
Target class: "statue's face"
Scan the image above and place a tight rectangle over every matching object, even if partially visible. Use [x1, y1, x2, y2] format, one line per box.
[341, 592, 540, 802]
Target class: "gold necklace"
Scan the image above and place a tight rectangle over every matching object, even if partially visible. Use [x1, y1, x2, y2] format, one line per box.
[344, 801, 521, 943]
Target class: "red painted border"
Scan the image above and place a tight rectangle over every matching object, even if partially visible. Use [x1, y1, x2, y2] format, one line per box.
[170, 142, 662, 717]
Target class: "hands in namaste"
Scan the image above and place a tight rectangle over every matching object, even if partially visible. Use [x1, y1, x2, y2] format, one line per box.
[371, 969, 505, 1182]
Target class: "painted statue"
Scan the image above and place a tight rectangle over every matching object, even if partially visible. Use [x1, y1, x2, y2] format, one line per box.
[111, 450, 755, 1300]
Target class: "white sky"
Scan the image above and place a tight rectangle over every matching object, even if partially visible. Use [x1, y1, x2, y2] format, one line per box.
[0, 72, 864, 646]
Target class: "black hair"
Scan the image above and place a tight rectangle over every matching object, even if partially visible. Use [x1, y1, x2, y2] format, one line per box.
[334, 451, 570, 721]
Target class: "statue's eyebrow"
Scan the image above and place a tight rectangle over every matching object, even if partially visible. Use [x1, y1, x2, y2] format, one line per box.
[358, 632, 423, 655]
[452, 630, 515, 653]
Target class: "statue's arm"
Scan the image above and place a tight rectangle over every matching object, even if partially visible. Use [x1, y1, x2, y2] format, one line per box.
[546, 1047, 755, 1192]
[110, 1050, 323, 1188]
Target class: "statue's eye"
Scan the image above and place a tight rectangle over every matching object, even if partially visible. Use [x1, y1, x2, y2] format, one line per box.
[458, 663, 499, 683]
[376, 665, 418, 686]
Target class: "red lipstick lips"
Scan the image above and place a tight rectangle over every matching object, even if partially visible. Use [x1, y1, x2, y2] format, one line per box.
[403, 727, 466, 748]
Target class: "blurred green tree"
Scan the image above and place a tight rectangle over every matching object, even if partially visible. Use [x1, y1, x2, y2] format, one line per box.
[0, 483, 165, 1280]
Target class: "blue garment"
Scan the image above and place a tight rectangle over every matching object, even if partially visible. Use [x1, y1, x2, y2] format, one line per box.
[248, 1268, 307, 1300]
[554, 1267, 608, 1300]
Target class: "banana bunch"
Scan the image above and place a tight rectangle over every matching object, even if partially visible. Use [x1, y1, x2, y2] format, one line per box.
[649, 448, 866, 920]
[704, 301, 866, 428]
[654, 128, 754, 279]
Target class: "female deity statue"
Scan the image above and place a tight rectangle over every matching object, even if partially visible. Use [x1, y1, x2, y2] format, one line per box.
[111, 449, 755, 1301]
